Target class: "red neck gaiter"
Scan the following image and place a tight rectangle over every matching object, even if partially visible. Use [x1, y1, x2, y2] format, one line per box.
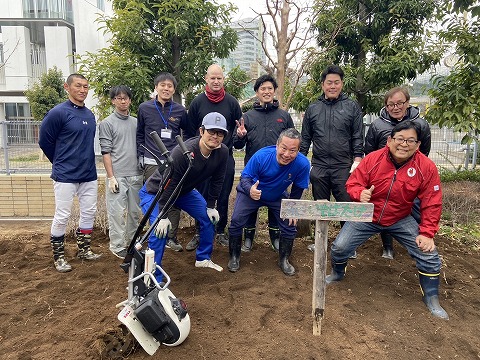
[205, 85, 226, 103]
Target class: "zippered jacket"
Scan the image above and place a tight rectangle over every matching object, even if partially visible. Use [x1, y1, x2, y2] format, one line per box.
[300, 93, 364, 169]
[364, 106, 431, 156]
[233, 100, 294, 164]
[346, 146, 442, 238]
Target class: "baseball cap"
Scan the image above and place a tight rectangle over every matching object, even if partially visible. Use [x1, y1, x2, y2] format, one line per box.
[202, 112, 228, 134]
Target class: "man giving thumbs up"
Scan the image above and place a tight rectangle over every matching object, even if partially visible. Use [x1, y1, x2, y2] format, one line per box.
[226, 128, 310, 276]
[326, 120, 448, 320]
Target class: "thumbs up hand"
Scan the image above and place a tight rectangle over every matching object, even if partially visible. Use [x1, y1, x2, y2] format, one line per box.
[360, 185, 374, 203]
[250, 180, 262, 200]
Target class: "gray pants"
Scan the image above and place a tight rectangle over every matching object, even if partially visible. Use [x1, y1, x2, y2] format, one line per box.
[106, 175, 143, 252]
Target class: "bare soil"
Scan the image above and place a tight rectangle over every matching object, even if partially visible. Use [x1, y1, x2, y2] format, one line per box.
[1, 183, 480, 360]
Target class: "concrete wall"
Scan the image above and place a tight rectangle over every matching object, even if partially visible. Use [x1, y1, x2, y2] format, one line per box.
[2, 26, 31, 91]
[44, 26, 74, 76]
[0, 174, 106, 218]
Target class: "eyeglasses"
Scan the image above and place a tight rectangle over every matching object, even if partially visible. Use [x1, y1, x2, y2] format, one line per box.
[114, 97, 130, 102]
[386, 101, 407, 109]
[206, 129, 226, 137]
[392, 137, 418, 146]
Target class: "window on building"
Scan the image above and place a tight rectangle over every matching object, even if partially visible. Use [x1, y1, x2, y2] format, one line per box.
[97, 0, 105, 11]
[23, 0, 74, 23]
[5, 103, 32, 120]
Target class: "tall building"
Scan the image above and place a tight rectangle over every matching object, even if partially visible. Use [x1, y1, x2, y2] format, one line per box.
[217, 17, 266, 79]
[0, 0, 113, 120]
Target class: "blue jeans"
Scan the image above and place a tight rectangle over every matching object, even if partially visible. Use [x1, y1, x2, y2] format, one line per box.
[139, 186, 215, 281]
[228, 192, 296, 239]
[331, 215, 441, 274]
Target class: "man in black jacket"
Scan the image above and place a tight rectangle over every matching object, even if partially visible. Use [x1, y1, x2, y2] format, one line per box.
[300, 65, 364, 252]
[233, 74, 295, 252]
[364, 87, 431, 259]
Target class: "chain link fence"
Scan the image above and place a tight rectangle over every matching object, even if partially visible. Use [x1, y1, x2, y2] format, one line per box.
[0, 119, 477, 175]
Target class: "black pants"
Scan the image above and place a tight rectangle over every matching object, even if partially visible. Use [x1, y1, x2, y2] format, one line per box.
[196, 154, 235, 233]
[310, 166, 351, 202]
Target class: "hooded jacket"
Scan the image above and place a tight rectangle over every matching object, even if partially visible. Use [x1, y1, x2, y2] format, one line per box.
[346, 146, 442, 238]
[364, 106, 431, 156]
[299, 93, 364, 169]
[233, 100, 294, 164]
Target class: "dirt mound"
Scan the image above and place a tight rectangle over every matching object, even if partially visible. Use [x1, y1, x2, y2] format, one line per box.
[0, 216, 479, 360]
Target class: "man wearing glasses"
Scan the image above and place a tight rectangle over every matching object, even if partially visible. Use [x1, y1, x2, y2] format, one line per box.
[99, 85, 143, 259]
[364, 87, 431, 259]
[326, 120, 448, 320]
[139, 112, 229, 281]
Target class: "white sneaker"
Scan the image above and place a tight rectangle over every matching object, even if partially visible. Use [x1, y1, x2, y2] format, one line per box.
[195, 259, 223, 272]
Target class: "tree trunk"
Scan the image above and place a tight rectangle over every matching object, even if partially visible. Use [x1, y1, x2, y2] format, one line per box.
[275, 0, 290, 110]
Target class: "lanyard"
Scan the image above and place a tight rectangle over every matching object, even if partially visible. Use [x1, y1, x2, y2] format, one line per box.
[154, 99, 172, 128]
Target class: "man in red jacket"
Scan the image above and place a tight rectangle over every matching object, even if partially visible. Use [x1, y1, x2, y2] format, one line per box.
[326, 120, 448, 320]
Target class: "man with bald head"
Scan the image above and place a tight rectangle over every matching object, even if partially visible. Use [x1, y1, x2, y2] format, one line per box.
[185, 64, 242, 250]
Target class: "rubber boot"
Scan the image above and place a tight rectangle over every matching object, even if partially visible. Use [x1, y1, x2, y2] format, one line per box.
[241, 228, 255, 252]
[419, 273, 449, 320]
[381, 232, 395, 259]
[50, 235, 72, 273]
[76, 229, 102, 260]
[269, 227, 280, 252]
[326, 261, 348, 284]
[278, 238, 295, 276]
[228, 235, 242, 272]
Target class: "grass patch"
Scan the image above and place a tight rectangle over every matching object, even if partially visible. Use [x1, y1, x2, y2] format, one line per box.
[11, 153, 42, 162]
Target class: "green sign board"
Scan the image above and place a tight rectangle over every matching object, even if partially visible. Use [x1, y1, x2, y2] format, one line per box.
[280, 199, 374, 222]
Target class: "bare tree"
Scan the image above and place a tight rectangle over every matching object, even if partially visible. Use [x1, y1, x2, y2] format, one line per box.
[241, 0, 343, 110]
[0, 38, 21, 71]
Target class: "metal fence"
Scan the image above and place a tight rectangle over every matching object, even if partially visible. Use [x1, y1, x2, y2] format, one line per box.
[0, 119, 478, 175]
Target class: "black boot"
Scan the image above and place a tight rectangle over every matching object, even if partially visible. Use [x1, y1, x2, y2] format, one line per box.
[51, 235, 72, 272]
[76, 229, 102, 260]
[278, 238, 295, 276]
[419, 273, 449, 319]
[326, 261, 348, 284]
[228, 235, 242, 272]
[241, 228, 255, 252]
[381, 232, 395, 259]
[269, 227, 280, 252]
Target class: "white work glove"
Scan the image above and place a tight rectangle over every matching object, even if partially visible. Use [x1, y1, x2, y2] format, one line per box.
[350, 161, 360, 173]
[108, 176, 119, 193]
[138, 155, 145, 171]
[154, 218, 171, 238]
[207, 208, 219, 225]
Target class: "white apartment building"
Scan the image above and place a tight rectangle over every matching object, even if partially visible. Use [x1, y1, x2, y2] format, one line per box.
[217, 17, 266, 79]
[0, 0, 113, 120]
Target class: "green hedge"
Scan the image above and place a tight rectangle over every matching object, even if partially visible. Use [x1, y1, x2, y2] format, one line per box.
[439, 168, 480, 183]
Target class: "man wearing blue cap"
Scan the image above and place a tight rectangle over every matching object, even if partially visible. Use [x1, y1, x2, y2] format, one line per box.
[139, 112, 229, 279]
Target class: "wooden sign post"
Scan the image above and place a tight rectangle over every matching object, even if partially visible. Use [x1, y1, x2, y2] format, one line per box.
[280, 199, 374, 336]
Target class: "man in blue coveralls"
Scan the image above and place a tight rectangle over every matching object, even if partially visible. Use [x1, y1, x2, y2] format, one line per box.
[227, 128, 310, 276]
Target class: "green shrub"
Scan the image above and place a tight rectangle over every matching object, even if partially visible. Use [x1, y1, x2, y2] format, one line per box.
[439, 168, 480, 183]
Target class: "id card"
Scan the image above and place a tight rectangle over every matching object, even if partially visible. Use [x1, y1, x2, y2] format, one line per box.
[161, 128, 172, 139]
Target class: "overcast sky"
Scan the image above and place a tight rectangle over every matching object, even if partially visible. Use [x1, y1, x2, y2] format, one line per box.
[217, 0, 264, 20]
